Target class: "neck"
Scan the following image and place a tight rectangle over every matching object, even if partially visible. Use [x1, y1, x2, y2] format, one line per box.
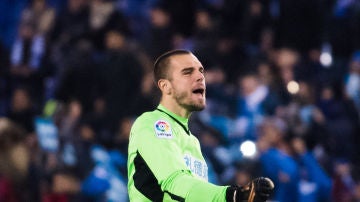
[160, 98, 191, 118]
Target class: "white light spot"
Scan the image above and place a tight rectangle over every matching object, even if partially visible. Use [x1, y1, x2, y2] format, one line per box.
[240, 140, 257, 158]
[320, 52, 332, 67]
[287, 80, 300, 94]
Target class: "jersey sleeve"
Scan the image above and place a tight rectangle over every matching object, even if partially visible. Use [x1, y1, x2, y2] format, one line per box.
[129, 115, 228, 201]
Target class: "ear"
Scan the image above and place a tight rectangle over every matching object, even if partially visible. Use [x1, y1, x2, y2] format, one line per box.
[158, 79, 172, 95]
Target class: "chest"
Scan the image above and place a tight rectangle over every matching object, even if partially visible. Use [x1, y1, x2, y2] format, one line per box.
[172, 126, 208, 180]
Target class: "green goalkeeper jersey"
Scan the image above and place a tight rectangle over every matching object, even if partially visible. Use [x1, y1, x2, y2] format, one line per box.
[127, 104, 228, 201]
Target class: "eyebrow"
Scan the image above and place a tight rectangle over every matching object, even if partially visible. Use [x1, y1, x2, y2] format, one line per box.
[181, 66, 204, 73]
[181, 67, 195, 73]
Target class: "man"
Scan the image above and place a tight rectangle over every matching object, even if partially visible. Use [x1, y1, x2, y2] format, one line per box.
[127, 49, 274, 201]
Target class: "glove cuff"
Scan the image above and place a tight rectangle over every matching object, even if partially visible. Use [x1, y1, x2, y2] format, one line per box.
[226, 186, 237, 202]
[226, 185, 248, 202]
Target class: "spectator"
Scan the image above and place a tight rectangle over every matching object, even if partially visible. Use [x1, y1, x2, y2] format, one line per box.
[7, 87, 36, 134]
[54, 39, 98, 112]
[20, 0, 55, 36]
[0, 118, 30, 201]
[82, 97, 112, 147]
[289, 81, 327, 151]
[98, 29, 144, 131]
[192, 9, 219, 70]
[295, 48, 330, 85]
[332, 159, 356, 202]
[203, 67, 233, 118]
[317, 83, 359, 162]
[56, 99, 83, 140]
[273, 48, 300, 85]
[257, 117, 300, 202]
[50, 0, 90, 54]
[141, 5, 174, 60]
[112, 117, 133, 156]
[255, 61, 290, 105]
[345, 50, 360, 116]
[291, 136, 332, 202]
[241, 0, 272, 56]
[231, 73, 280, 141]
[89, 0, 130, 50]
[9, 22, 47, 106]
[213, 34, 247, 84]
[111, 117, 134, 177]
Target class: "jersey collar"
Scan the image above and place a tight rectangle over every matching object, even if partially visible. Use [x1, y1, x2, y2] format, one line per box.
[156, 104, 190, 135]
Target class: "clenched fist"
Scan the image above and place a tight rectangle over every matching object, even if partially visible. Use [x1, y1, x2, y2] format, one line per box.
[226, 177, 274, 202]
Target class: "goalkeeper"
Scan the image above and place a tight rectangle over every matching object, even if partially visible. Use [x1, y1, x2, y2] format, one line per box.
[127, 49, 274, 201]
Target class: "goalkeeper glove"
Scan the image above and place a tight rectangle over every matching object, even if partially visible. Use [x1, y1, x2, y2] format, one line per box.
[226, 177, 274, 202]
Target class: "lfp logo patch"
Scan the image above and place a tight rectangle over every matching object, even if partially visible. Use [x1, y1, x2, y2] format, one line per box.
[154, 120, 173, 139]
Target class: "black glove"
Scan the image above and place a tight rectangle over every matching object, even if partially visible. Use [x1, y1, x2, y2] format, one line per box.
[226, 177, 274, 202]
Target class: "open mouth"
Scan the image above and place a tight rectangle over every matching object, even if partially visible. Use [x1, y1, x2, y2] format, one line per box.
[192, 88, 205, 96]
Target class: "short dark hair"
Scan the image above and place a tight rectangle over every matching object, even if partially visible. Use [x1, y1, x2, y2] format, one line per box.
[153, 49, 192, 83]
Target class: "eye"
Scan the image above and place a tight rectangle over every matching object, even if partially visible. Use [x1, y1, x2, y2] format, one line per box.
[199, 67, 204, 74]
[182, 68, 193, 75]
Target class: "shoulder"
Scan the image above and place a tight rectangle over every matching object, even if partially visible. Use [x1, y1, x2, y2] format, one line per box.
[132, 110, 162, 127]
[131, 110, 175, 139]
[131, 110, 167, 131]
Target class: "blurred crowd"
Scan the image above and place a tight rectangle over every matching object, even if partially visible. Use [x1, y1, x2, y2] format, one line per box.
[0, 0, 360, 201]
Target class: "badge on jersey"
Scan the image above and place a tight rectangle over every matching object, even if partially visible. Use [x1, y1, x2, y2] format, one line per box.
[154, 120, 173, 139]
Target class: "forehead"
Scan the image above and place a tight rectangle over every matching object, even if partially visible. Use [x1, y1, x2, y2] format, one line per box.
[168, 54, 203, 70]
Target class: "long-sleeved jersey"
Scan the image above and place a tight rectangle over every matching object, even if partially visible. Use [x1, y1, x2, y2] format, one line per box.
[127, 104, 228, 201]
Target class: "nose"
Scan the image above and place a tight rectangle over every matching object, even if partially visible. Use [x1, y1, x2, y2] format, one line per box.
[196, 71, 205, 82]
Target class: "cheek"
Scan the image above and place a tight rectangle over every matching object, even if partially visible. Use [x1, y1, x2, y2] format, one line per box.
[172, 85, 187, 96]
[172, 79, 189, 92]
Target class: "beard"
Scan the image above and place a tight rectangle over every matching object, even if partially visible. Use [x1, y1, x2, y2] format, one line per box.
[173, 90, 206, 112]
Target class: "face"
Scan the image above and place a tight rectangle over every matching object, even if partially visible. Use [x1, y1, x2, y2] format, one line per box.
[105, 31, 125, 50]
[166, 54, 206, 112]
[240, 75, 258, 96]
[12, 89, 30, 111]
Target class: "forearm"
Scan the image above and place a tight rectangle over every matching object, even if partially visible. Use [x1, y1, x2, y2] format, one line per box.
[161, 170, 228, 202]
